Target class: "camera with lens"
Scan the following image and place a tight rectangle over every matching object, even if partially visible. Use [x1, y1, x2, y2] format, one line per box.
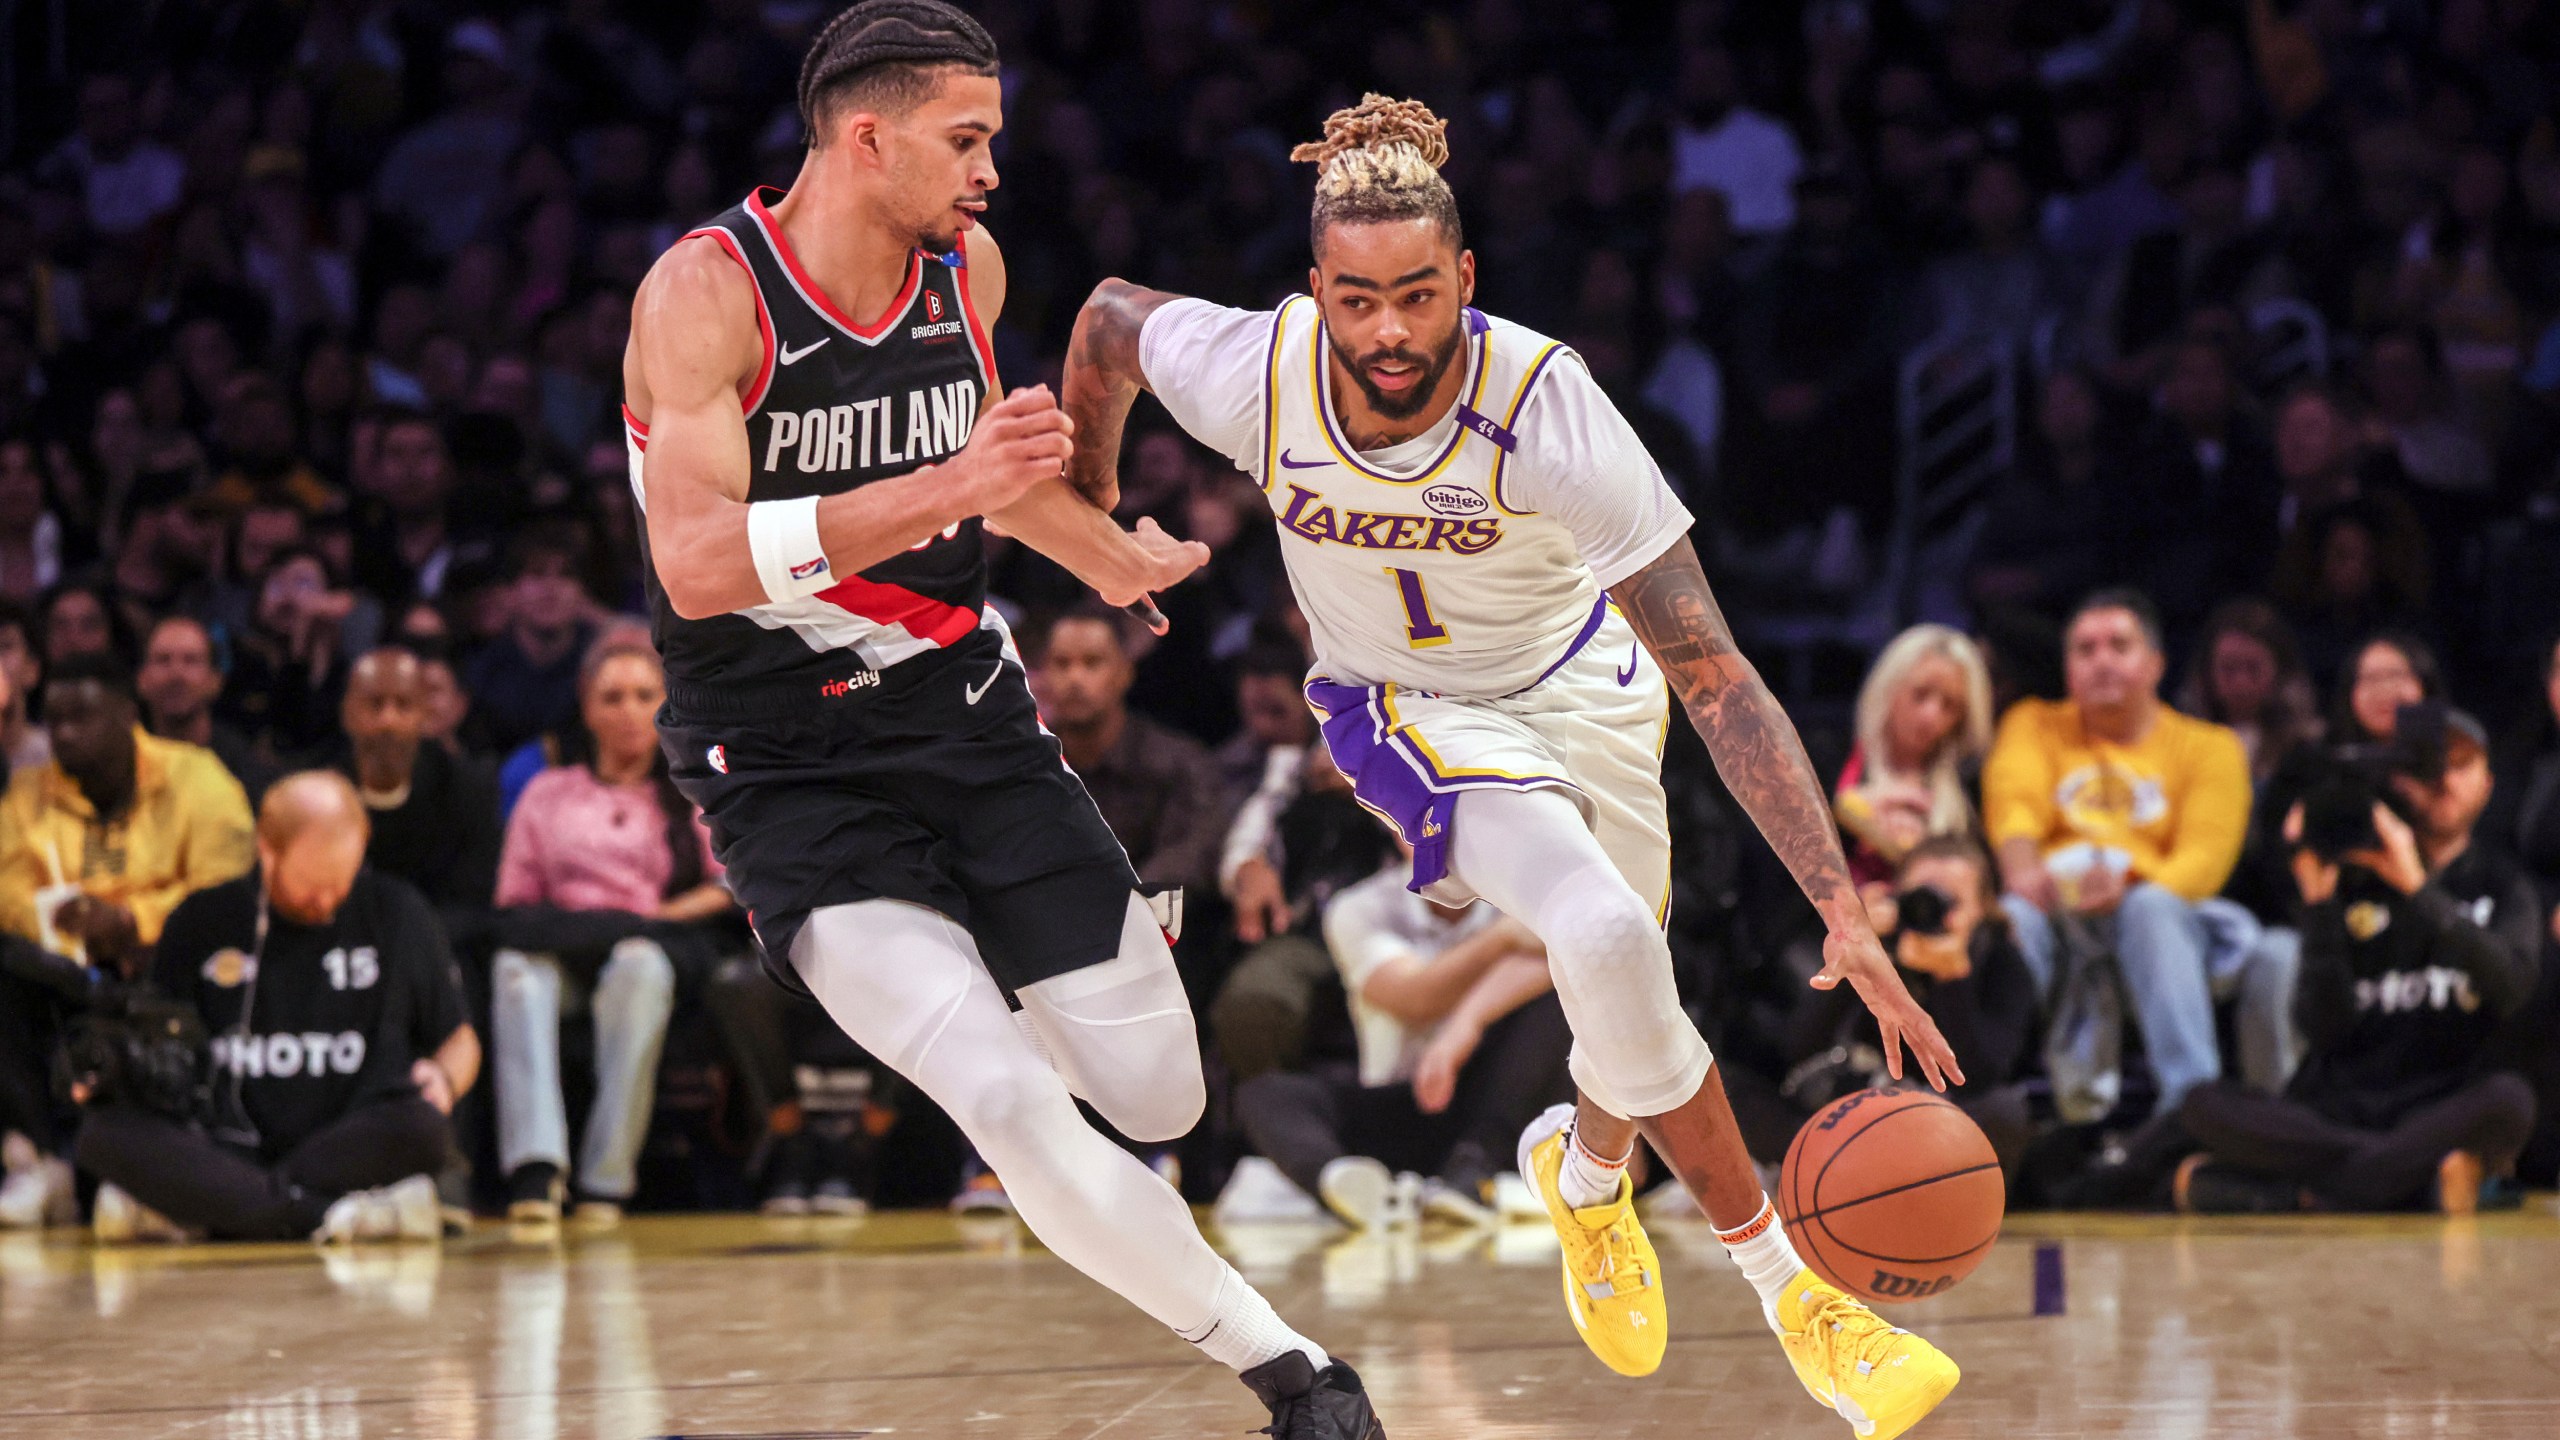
[1, 937, 206, 1121]
[2294, 700, 2452, 863]
[1892, 883, 1953, 938]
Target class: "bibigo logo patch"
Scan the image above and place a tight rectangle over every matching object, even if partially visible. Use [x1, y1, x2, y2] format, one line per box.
[1422, 484, 1488, 518]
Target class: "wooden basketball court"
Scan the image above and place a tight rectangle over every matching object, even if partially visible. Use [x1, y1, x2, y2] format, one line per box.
[4, 1206, 2557, 1438]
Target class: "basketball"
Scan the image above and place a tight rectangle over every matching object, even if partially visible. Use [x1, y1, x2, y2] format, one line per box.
[1779, 1084, 2006, 1305]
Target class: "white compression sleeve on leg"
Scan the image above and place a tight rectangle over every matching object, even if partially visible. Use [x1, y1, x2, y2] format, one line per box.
[792, 900, 1318, 1370]
[1448, 786, 1712, 1119]
[1014, 893, 1206, 1144]
[744, 494, 832, 603]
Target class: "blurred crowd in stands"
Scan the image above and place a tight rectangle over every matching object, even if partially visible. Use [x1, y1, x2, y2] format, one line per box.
[2, 0, 2559, 1239]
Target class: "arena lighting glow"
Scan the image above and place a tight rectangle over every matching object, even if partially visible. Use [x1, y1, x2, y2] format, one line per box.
[8, 1, 2555, 1434]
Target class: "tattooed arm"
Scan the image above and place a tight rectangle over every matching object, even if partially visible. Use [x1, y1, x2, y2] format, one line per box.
[1612, 536, 1964, 1089]
[1059, 278, 1188, 512]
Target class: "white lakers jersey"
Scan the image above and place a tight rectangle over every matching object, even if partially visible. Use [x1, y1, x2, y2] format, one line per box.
[1141, 295, 1692, 699]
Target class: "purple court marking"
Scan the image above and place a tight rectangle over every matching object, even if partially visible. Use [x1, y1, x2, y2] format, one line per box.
[2032, 1241, 2066, 1316]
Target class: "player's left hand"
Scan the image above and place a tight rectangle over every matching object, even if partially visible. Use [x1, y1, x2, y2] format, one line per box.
[1098, 517, 1210, 632]
[1811, 924, 1964, 1092]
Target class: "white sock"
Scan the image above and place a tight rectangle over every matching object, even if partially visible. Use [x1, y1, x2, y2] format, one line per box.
[1717, 1196, 1808, 1331]
[1558, 1119, 1631, 1210]
[1177, 1262, 1328, 1374]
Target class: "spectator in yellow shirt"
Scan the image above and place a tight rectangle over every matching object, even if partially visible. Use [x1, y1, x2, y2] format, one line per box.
[0, 652, 255, 1228]
[0, 653, 256, 962]
[1984, 591, 2255, 1110]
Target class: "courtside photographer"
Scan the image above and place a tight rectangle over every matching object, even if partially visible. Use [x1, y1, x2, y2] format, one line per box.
[2175, 705, 2541, 1212]
[75, 771, 479, 1243]
[1728, 836, 2040, 1185]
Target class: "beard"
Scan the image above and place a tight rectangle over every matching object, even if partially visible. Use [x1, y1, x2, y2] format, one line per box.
[896, 179, 980, 256]
[915, 212, 963, 255]
[1328, 319, 1465, 421]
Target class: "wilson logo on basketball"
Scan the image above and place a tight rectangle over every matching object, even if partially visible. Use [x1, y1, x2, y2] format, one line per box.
[1867, 1270, 1959, 1300]
[1781, 1084, 2004, 1307]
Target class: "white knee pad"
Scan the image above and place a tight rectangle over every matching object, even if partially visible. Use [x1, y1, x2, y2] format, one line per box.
[1540, 868, 1712, 1120]
[1016, 894, 1206, 1143]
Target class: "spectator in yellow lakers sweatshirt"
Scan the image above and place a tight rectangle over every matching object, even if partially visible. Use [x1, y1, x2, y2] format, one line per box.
[0, 652, 253, 1228]
[0, 653, 254, 966]
[1984, 590, 2254, 1110]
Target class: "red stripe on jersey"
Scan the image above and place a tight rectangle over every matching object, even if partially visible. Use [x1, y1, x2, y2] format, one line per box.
[953, 230, 998, 391]
[622, 403, 650, 436]
[814, 572, 981, 649]
[747, 188, 922, 340]
[684, 227, 776, 414]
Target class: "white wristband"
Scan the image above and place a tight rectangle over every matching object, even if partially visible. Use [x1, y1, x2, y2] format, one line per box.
[745, 494, 831, 604]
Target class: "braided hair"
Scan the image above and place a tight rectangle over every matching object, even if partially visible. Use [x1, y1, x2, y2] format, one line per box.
[1290, 94, 1464, 257]
[797, 0, 1000, 145]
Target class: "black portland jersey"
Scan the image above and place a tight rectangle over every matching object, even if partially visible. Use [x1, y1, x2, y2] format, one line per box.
[626, 188, 997, 693]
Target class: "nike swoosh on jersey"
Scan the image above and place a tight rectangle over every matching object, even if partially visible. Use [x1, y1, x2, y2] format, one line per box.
[1276, 449, 1330, 469]
[964, 662, 1004, 705]
[1617, 646, 1641, 686]
[779, 337, 830, 365]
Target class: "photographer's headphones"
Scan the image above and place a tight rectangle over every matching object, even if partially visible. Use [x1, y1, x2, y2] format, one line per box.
[209, 885, 270, 1152]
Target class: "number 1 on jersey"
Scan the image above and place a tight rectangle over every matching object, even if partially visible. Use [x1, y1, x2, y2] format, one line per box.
[1388, 567, 1451, 648]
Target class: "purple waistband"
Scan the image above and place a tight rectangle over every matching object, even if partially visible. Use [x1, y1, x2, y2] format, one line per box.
[1513, 597, 1613, 696]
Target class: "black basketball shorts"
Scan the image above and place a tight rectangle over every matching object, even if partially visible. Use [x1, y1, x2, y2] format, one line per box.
[660, 637, 1141, 998]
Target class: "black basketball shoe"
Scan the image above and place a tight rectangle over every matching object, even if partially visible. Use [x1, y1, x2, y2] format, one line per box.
[1240, 1352, 1386, 1439]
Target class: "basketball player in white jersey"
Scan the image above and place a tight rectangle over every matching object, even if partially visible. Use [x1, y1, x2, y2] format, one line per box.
[624, 6, 1382, 1434]
[1062, 95, 1965, 1438]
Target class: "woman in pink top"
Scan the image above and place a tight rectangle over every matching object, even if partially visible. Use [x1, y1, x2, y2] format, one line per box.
[489, 630, 731, 1226]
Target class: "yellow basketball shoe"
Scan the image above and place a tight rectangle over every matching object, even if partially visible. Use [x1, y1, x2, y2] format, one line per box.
[1776, 1270, 1960, 1439]
[1516, 1103, 1667, 1377]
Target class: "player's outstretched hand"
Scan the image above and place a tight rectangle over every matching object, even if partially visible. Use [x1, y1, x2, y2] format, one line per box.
[1095, 517, 1210, 631]
[1811, 924, 1966, 1092]
[948, 385, 1075, 515]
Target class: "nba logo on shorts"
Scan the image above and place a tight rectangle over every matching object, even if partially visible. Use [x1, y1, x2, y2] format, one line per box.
[925, 291, 944, 323]
[708, 744, 728, 774]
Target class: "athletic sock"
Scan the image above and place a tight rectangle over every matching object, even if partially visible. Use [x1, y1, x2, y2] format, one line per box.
[1716, 1195, 1808, 1331]
[1558, 1119, 1631, 1210]
[1178, 1262, 1329, 1374]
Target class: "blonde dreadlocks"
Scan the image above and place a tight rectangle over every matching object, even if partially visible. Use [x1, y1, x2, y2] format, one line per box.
[1291, 94, 1463, 256]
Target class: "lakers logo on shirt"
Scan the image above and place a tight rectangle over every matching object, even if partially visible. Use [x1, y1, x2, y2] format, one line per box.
[203, 947, 257, 988]
[1276, 484, 1502, 554]
[2345, 901, 2392, 942]
[2054, 764, 2169, 833]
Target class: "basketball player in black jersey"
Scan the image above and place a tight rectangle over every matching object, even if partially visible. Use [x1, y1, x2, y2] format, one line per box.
[620, 4, 1383, 1436]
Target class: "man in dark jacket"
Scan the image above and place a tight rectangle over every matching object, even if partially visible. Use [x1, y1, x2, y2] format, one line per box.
[333, 647, 501, 950]
[2178, 712, 2540, 1212]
